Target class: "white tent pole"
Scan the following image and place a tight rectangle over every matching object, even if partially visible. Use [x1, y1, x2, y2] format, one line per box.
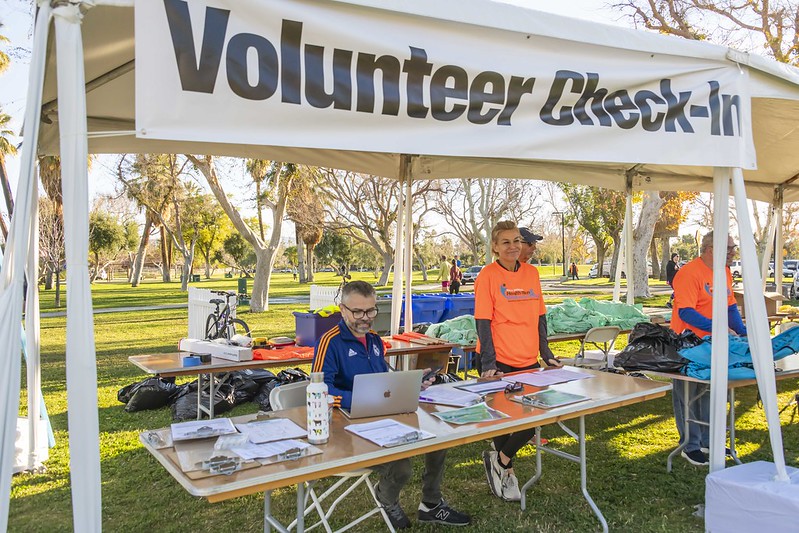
[0, 3, 52, 531]
[708, 168, 731, 473]
[731, 169, 789, 481]
[54, 4, 103, 530]
[775, 189, 784, 298]
[760, 190, 778, 291]
[612, 196, 629, 303]
[402, 163, 414, 331]
[25, 182, 43, 471]
[390, 157, 409, 335]
[624, 193, 634, 305]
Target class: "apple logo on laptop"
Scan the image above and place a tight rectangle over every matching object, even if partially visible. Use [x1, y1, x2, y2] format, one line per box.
[384, 389, 391, 398]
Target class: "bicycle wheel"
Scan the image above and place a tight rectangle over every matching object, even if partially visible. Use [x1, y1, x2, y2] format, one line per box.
[205, 313, 221, 340]
[225, 318, 251, 339]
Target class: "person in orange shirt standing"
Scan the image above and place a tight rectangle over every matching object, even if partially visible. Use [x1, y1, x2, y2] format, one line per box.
[475, 220, 562, 502]
[670, 231, 745, 466]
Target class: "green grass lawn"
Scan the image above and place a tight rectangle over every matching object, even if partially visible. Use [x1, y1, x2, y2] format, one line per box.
[9, 279, 799, 532]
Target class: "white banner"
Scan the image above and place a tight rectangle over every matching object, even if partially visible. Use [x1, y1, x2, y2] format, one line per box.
[136, 0, 754, 168]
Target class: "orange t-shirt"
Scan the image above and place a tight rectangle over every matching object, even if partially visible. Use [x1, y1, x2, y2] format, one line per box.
[670, 257, 735, 337]
[474, 261, 546, 367]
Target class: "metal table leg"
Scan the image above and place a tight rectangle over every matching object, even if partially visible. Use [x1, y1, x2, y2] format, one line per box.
[263, 484, 307, 533]
[727, 389, 742, 464]
[520, 418, 608, 533]
[667, 381, 691, 472]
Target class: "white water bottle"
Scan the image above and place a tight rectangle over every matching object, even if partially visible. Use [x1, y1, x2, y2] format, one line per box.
[306, 372, 329, 445]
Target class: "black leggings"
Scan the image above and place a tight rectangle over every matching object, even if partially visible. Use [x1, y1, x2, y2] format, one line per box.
[493, 361, 538, 464]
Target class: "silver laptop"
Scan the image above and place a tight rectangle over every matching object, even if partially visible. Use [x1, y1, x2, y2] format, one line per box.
[340, 370, 424, 419]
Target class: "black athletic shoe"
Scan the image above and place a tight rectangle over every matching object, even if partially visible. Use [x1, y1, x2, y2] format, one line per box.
[418, 499, 471, 526]
[380, 500, 411, 530]
[681, 449, 709, 466]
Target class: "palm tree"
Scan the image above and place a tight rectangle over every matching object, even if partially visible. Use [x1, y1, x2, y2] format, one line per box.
[0, 108, 18, 242]
[0, 23, 10, 75]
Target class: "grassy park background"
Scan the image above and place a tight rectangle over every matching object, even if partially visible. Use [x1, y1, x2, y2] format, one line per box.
[9, 271, 799, 532]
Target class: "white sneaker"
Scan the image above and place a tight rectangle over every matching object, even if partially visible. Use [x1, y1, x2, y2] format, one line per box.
[482, 450, 503, 499]
[500, 469, 522, 502]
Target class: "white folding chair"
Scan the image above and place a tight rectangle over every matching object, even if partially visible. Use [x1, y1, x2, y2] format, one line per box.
[269, 381, 395, 533]
[559, 326, 621, 369]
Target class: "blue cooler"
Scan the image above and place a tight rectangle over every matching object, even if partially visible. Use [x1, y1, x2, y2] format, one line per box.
[293, 311, 342, 347]
[389, 295, 447, 325]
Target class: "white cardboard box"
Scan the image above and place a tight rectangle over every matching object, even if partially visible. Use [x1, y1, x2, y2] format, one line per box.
[705, 461, 799, 532]
[179, 338, 253, 362]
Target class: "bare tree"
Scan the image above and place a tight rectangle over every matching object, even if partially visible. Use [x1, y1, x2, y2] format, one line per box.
[314, 169, 438, 285]
[435, 178, 539, 264]
[39, 196, 64, 306]
[189, 156, 294, 312]
[632, 192, 665, 297]
[613, 0, 799, 65]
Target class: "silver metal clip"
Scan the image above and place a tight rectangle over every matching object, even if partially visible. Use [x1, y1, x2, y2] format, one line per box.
[144, 431, 166, 448]
[202, 455, 243, 475]
[389, 430, 423, 446]
[277, 447, 305, 461]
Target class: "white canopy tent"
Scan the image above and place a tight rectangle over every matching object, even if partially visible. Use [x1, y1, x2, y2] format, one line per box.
[3, 0, 799, 530]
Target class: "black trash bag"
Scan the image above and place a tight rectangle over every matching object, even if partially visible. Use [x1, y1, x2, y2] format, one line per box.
[614, 322, 688, 373]
[276, 368, 309, 383]
[170, 382, 236, 421]
[254, 368, 309, 411]
[221, 371, 260, 405]
[676, 330, 705, 351]
[253, 380, 281, 411]
[118, 377, 178, 412]
[239, 368, 278, 386]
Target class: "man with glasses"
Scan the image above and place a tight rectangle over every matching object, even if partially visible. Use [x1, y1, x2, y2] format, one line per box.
[670, 231, 746, 466]
[312, 280, 470, 529]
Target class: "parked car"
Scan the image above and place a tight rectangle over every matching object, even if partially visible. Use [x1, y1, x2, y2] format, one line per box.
[730, 260, 774, 279]
[461, 265, 483, 284]
[783, 259, 799, 279]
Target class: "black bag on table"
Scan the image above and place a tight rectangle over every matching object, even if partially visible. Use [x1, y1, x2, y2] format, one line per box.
[614, 322, 688, 373]
[117, 377, 178, 412]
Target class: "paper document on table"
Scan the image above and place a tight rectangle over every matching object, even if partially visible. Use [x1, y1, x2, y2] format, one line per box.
[171, 417, 237, 441]
[345, 419, 435, 448]
[453, 380, 509, 394]
[510, 369, 594, 388]
[231, 439, 313, 461]
[235, 418, 307, 444]
[432, 402, 509, 425]
[419, 386, 483, 407]
[511, 389, 589, 409]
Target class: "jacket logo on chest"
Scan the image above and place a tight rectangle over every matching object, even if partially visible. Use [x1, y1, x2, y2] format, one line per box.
[348, 348, 358, 357]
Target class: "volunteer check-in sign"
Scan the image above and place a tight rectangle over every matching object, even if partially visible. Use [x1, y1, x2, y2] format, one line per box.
[136, 0, 755, 168]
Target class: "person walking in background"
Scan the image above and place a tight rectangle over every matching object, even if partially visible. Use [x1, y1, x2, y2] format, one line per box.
[475, 220, 562, 502]
[449, 259, 462, 294]
[569, 262, 579, 280]
[670, 232, 744, 466]
[436, 255, 449, 292]
[666, 253, 680, 308]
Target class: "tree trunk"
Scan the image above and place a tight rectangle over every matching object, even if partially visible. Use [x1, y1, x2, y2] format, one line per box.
[132, 216, 153, 287]
[377, 252, 393, 286]
[608, 234, 622, 279]
[180, 260, 191, 291]
[297, 227, 307, 283]
[305, 244, 315, 283]
[0, 157, 14, 223]
[650, 238, 661, 279]
[91, 251, 100, 283]
[660, 237, 672, 281]
[45, 269, 53, 290]
[55, 268, 62, 307]
[160, 226, 171, 282]
[595, 241, 606, 277]
[416, 251, 428, 281]
[632, 192, 665, 298]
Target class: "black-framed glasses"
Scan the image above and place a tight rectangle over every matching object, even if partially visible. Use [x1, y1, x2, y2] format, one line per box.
[504, 382, 523, 394]
[340, 304, 379, 319]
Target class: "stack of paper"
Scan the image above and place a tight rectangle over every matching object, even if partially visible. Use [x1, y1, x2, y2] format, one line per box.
[419, 386, 482, 407]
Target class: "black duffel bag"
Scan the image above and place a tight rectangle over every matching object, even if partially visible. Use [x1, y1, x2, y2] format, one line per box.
[614, 322, 688, 373]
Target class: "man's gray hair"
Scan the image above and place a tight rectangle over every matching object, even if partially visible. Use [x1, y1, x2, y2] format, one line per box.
[342, 280, 376, 300]
[701, 231, 714, 252]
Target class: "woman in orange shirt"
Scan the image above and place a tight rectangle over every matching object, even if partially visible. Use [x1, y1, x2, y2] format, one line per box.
[475, 220, 562, 502]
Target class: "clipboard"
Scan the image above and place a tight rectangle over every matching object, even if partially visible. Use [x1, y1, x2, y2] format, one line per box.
[511, 389, 589, 409]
